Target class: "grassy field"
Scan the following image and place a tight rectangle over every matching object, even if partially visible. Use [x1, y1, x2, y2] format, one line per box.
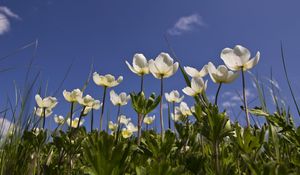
[0, 44, 300, 175]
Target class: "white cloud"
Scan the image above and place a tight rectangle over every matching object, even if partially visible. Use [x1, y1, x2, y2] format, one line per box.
[0, 118, 14, 137]
[168, 13, 205, 36]
[0, 6, 20, 35]
[221, 89, 255, 109]
[222, 101, 237, 108]
[227, 89, 254, 102]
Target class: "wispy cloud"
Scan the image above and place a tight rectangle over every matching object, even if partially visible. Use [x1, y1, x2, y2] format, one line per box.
[168, 13, 205, 36]
[0, 6, 20, 35]
[221, 89, 255, 111]
[222, 101, 237, 108]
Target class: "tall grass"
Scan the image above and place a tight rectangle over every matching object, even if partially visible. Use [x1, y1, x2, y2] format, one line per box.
[0, 42, 300, 175]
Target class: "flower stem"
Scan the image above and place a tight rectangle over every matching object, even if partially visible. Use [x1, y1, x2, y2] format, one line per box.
[137, 113, 142, 145]
[172, 102, 175, 130]
[160, 77, 164, 139]
[70, 102, 74, 132]
[214, 83, 222, 106]
[91, 109, 94, 132]
[241, 70, 250, 127]
[115, 105, 121, 144]
[100, 86, 107, 131]
[167, 102, 171, 130]
[214, 141, 221, 175]
[77, 106, 86, 128]
[140, 74, 144, 92]
[42, 108, 46, 129]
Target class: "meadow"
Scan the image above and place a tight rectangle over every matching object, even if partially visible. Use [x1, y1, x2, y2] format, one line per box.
[0, 44, 300, 175]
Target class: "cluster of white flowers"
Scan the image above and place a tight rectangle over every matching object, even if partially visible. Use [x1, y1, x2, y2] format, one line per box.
[30, 44, 259, 135]
[34, 94, 58, 117]
[108, 115, 138, 138]
[182, 45, 260, 97]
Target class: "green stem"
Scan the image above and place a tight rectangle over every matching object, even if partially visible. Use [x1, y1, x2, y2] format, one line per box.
[137, 113, 142, 145]
[91, 109, 94, 132]
[160, 77, 164, 139]
[241, 70, 250, 127]
[172, 102, 175, 131]
[77, 106, 86, 128]
[115, 105, 121, 144]
[100, 86, 107, 131]
[70, 102, 74, 132]
[42, 108, 46, 129]
[214, 83, 222, 106]
[214, 141, 221, 175]
[167, 102, 171, 130]
[140, 74, 144, 92]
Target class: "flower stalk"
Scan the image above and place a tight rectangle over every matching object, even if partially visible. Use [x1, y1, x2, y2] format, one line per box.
[42, 108, 46, 129]
[69, 102, 74, 131]
[214, 83, 222, 106]
[160, 77, 164, 139]
[115, 105, 122, 143]
[140, 74, 144, 92]
[241, 69, 250, 127]
[78, 106, 86, 128]
[100, 86, 107, 131]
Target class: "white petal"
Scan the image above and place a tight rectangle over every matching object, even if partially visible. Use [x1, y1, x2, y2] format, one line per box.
[244, 51, 260, 71]
[233, 45, 251, 64]
[224, 71, 239, 83]
[184, 66, 199, 77]
[93, 72, 102, 86]
[133, 53, 147, 72]
[182, 87, 196, 96]
[125, 61, 138, 74]
[110, 90, 120, 106]
[35, 94, 43, 108]
[220, 48, 243, 71]
[191, 77, 205, 93]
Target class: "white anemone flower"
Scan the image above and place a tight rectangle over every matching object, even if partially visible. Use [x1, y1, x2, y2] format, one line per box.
[126, 122, 138, 132]
[122, 122, 138, 138]
[35, 94, 58, 109]
[66, 117, 84, 128]
[83, 100, 102, 115]
[178, 102, 193, 116]
[93, 72, 123, 88]
[110, 90, 130, 106]
[77, 95, 96, 107]
[54, 115, 64, 125]
[143, 115, 155, 125]
[63, 89, 83, 103]
[182, 77, 207, 97]
[165, 90, 184, 103]
[148, 52, 179, 79]
[220, 45, 260, 71]
[207, 62, 239, 83]
[121, 128, 133, 139]
[173, 102, 192, 122]
[118, 115, 131, 125]
[108, 121, 118, 131]
[125, 53, 149, 76]
[34, 107, 53, 117]
[184, 65, 208, 78]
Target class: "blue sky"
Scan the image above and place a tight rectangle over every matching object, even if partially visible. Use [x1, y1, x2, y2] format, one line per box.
[1, 0, 300, 131]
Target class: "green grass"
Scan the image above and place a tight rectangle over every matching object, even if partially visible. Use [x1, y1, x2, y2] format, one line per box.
[1, 43, 300, 175]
